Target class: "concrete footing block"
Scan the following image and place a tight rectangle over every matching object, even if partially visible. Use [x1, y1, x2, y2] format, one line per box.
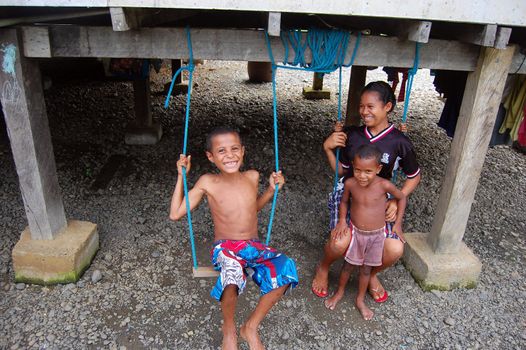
[12, 220, 99, 285]
[302, 87, 331, 99]
[125, 122, 162, 145]
[402, 232, 482, 291]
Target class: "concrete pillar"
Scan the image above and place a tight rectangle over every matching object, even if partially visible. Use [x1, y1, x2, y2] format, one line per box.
[303, 72, 330, 99]
[124, 75, 162, 145]
[403, 46, 516, 290]
[345, 65, 367, 126]
[1, 28, 99, 284]
[0, 28, 66, 240]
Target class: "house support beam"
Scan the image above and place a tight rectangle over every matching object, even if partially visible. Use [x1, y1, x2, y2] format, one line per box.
[403, 45, 516, 290]
[125, 76, 162, 145]
[345, 65, 367, 126]
[164, 59, 189, 95]
[0, 28, 98, 284]
[302, 72, 330, 100]
[21, 26, 526, 73]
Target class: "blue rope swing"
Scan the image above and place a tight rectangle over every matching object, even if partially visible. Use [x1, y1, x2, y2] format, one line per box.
[392, 42, 421, 183]
[166, 28, 362, 270]
[264, 29, 362, 235]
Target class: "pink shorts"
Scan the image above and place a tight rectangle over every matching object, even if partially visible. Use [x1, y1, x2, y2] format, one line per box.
[344, 224, 385, 267]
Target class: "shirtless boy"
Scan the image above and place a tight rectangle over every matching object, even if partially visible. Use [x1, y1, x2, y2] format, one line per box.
[324, 144, 406, 320]
[169, 127, 298, 350]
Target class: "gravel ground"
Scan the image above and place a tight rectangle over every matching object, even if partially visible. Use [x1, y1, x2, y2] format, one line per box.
[0, 61, 525, 350]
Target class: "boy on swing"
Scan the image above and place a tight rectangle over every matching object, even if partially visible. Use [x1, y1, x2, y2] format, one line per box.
[324, 144, 406, 320]
[169, 126, 298, 350]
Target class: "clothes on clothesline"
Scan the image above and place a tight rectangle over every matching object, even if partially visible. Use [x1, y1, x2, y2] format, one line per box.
[499, 75, 526, 142]
[432, 70, 468, 138]
[382, 67, 409, 102]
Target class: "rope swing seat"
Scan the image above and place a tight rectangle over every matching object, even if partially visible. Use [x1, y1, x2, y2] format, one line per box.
[165, 27, 365, 277]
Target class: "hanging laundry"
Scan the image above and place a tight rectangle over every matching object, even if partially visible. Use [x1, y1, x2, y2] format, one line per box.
[500, 75, 526, 141]
[433, 70, 468, 137]
[382, 67, 409, 102]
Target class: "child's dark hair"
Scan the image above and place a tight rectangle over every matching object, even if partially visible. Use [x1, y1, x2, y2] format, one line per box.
[361, 81, 396, 112]
[206, 126, 242, 151]
[354, 144, 382, 164]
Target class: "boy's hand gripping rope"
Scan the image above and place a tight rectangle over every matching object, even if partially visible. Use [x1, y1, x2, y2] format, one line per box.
[164, 27, 199, 270]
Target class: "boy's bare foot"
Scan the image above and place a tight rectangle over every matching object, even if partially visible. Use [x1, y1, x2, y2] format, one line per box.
[324, 290, 344, 310]
[222, 325, 238, 350]
[240, 323, 264, 350]
[312, 265, 329, 297]
[356, 299, 374, 320]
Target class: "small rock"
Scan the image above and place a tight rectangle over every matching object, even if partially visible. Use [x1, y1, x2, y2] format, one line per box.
[91, 270, 103, 283]
[63, 303, 73, 312]
[444, 317, 455, 326]
[375, 330, 382, 336]
[138, 217, 146, 224]
[151, 251, 161, 258]
[15, 283, 25, 290]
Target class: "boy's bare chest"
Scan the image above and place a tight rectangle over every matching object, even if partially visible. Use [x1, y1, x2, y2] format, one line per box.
[351, 186, 386, 206]
[208, 180, 257, 208]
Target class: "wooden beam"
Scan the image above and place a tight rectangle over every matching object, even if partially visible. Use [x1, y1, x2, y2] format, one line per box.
[267, 12, 281, 37]
[427, 45, 515, 254]
[17, 25, 526, 74]
[21, 26, 51, 58]
[398, 20, 432, 43]
[345, 65, 367, 126]
[0, 28, 67, 240]
[459, 24, 497, 47]
[109, 7, 139, 31]
[494, 27, 512, 49]
[20, 25, 484, 71]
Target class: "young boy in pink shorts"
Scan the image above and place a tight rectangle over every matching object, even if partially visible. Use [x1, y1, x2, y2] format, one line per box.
[324, 144, 406, 320]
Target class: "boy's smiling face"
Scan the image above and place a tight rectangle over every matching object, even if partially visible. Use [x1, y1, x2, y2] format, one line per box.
[206, 132, 245, 174]
[352, 156, 382, 187]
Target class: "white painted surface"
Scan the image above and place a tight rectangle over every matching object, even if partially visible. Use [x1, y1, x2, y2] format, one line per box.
[1, 0, 526, 27]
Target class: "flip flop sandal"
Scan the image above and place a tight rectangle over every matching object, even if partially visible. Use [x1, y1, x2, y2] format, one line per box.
[370, 287, 389, 303]
[312, 286, 329, 298]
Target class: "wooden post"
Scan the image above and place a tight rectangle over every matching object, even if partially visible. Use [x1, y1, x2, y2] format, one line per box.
[303, 72, 330, 99]
[171, 59, 183, 84]
[0, 28, 67, 240]
[427, 46, 515, 254]
[125, 74, 162, 144]
[345, 65, 367, 126]
[133, 77, 152, 127]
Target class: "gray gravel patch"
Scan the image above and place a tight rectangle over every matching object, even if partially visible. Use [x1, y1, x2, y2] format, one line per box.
[0, 61, 524, 349]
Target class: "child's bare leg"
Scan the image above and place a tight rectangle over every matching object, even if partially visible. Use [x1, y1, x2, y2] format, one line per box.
[220, 284, 239, 350]
[240, 284, 289, 350]
[325, 262, 354, 310]
[356, 265, 374, 320]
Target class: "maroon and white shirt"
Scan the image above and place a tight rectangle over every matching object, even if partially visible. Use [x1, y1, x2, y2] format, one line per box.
[339, 124, 421, 180]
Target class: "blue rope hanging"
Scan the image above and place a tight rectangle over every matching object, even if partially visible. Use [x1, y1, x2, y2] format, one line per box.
[264, 29, 361, 244]
[392, 41, 421, 183]
[164, 27, 198, 270]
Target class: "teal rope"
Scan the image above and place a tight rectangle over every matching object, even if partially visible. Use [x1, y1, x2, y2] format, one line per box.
[264, 29, 361, 242]
[164, 27, 198, 270]
[392, 42, 421, 183]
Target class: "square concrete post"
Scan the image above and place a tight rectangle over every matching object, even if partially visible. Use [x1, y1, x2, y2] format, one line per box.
[345, 65, 367, 126]
[403, 46, 515, 290]
[0, 28, 66, 240]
